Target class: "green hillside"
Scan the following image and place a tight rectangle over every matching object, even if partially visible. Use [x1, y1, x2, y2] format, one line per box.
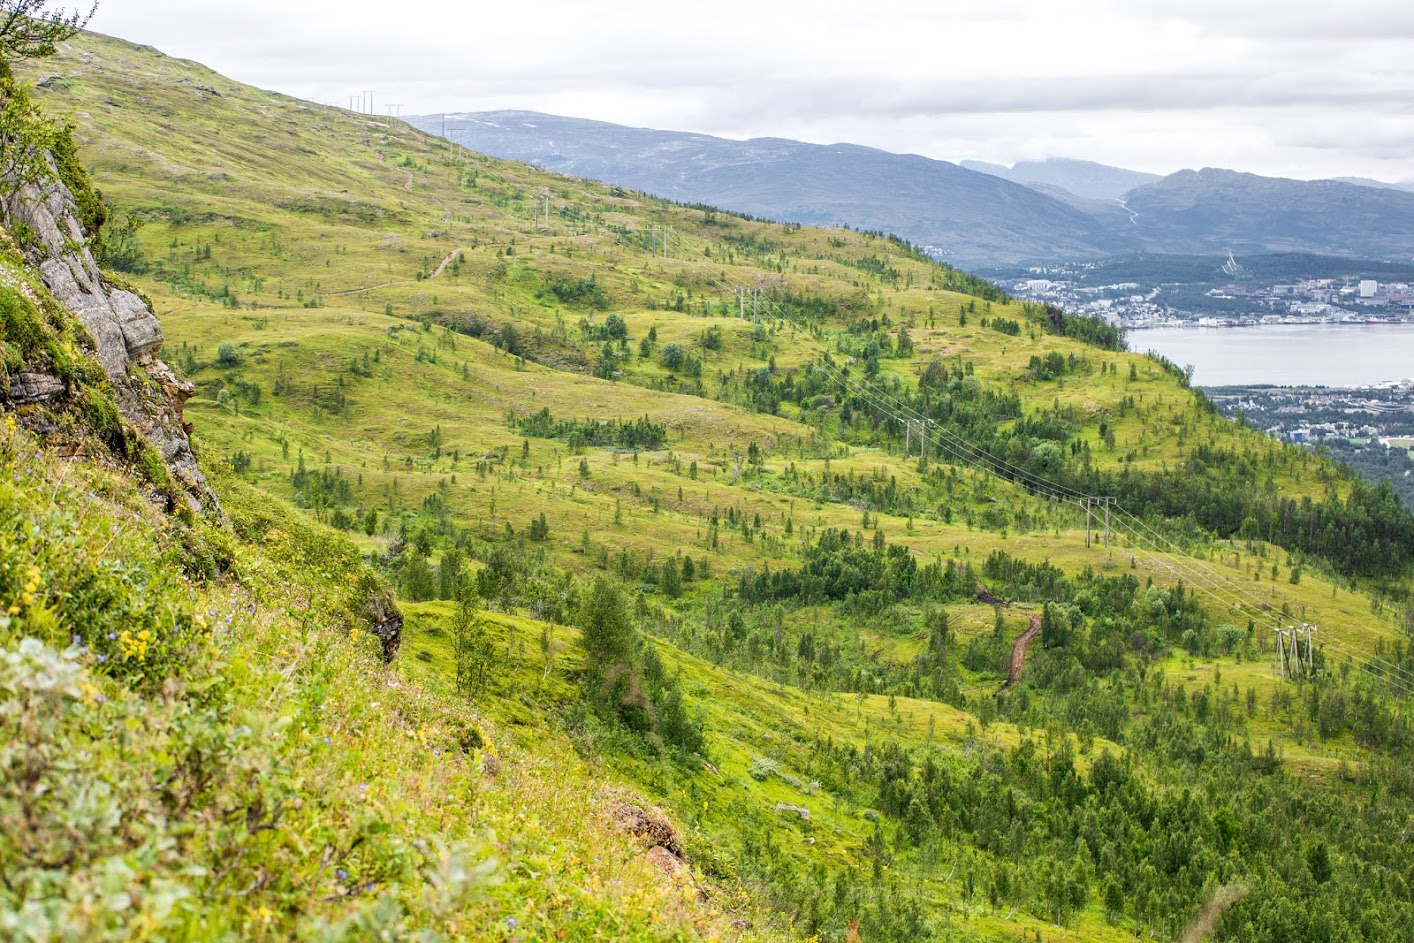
[4, 28, 1414, 943]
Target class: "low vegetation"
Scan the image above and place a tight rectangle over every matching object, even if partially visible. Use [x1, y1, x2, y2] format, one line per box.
[2, 22, 1412, 943]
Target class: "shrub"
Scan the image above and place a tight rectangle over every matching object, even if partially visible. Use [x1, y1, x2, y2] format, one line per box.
[215, 341, 242, 367]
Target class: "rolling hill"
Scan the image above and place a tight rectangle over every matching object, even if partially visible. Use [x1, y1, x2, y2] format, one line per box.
[5, 28, 1414, 943]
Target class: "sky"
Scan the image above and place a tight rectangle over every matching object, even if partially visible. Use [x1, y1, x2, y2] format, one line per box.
[88, 0, 1414, 183]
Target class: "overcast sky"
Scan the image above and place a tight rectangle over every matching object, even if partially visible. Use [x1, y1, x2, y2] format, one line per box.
[89, 0, 1414, 182]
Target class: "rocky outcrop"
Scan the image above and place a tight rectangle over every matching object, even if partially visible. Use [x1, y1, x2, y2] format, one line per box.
[609, 798, 684, 858]
[363, 585, 404, 662]
[5, 371, 64, 405]
[2, 155, 217, 514]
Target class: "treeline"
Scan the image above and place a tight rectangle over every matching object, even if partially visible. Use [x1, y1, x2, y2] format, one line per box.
[514, 407, 667, 451]
[755, 344, 1414, 581]
[736, 527, 978, 613]
[1022, 302, 1128, 351]
[1077, 456, 1414, 580]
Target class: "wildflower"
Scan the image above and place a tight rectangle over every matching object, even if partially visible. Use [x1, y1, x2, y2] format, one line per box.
[336, 868, 348, 881]
[21, 565, 40, 608]
[324, 736, 331, 745]
[507, 918, 517, 928]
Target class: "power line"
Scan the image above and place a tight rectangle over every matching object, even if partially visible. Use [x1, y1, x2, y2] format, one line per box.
[653, 227, 1414, 695]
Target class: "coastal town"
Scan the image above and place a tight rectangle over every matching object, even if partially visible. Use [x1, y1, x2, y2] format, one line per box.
[1204, 381, 1414, 505]
[1004, 258, 1414, 328]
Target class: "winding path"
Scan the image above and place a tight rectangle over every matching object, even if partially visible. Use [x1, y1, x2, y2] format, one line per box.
[325, 247, 465, 297]
[998, 613, 1041, 693]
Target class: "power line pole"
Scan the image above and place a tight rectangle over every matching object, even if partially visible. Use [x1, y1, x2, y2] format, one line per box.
[1274, 623, 1317, 681]
[902, 419, 930, 460]
[1082, 497, 1115, 549]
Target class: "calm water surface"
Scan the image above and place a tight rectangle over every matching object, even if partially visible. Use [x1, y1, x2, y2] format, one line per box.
[1133, 322, 1414, 386]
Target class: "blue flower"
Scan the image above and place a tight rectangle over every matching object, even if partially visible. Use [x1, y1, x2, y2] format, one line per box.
[507, 918, 517, 928]
[336, 868, 347, 880]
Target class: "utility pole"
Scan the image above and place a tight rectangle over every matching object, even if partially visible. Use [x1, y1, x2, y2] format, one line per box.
[1274, 623, 1317, 681]
[1082, 497, 1115, 549]
[903, 419, 930, 460]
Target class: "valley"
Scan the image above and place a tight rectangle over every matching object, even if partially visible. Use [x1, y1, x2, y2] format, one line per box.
[3, 26, 1414, 943]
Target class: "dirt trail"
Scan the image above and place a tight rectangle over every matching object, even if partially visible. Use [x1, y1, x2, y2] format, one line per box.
[430, 247, 462, 278]
[998, 613, 1041, 693]
[326, 280, 399, 297]
[325, 247, 464, 297]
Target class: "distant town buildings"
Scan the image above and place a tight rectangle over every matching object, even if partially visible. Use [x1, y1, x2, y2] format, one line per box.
[1010, 267, 1414, 328]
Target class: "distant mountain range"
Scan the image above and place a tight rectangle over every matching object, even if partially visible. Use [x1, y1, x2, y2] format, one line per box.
[960, 157, 1160, 201]
[408, 110, 1414, 268]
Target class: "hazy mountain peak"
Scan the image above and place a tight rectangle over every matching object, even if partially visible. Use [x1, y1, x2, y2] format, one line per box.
[963, 156, 1161, 200]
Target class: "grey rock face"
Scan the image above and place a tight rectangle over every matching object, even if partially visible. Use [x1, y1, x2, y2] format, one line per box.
[363, 586, 404, 663]
[7, 371, 65, 405]
[3, 155, 218, 514]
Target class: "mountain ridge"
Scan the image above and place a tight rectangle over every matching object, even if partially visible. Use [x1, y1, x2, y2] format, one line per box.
[416, 110, 1414, 265]
[419, 110, 1128, 265]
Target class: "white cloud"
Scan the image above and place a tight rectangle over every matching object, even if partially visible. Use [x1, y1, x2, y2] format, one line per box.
[87, 0, 1414, 181]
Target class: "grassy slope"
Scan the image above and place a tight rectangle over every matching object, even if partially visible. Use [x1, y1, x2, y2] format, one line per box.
[12, 30, 1412, 942]
[0, 282, 759, 940]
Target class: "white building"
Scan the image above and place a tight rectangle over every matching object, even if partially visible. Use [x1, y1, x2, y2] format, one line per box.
[1360, 280, 1378, 298]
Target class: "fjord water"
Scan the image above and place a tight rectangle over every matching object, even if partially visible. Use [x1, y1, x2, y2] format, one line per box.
[1134, 322, 1414, 386]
